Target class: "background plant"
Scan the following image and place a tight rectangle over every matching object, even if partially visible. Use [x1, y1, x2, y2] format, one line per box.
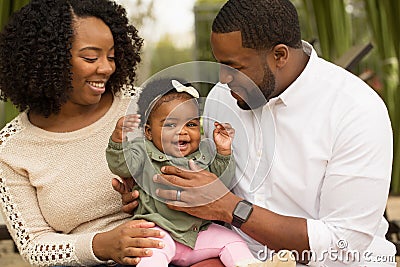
[1, 0, 399, 193]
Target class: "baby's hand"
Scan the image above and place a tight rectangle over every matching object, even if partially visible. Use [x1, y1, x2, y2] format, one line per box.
[213, 122, 235, 156]
[111, 114, 141, 143]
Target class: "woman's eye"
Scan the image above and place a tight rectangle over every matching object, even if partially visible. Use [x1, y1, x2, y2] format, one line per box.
[82, 57, 97, 62]
[108, 56, 115, 61]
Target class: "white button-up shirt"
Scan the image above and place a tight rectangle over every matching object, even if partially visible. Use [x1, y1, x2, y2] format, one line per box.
[203, 42, 396, 266]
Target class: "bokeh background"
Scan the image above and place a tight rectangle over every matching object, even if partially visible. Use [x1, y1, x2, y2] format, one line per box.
[1, 0, 399, 193]
[0, 0, 400, 264]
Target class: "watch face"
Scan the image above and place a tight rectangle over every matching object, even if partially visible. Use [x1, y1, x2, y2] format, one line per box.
[234, 201, 253, 219]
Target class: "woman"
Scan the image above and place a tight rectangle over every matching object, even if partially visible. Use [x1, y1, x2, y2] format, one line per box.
[0, 0, 164, 266]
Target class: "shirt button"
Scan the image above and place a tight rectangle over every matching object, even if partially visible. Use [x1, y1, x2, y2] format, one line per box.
[202, 155, 206, 160]
[192, 226, 198, 232]
[159, 156, 163, 159]
[257, 150, 262, 157]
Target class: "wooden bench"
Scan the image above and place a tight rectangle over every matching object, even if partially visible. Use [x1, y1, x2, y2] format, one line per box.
[0, 224, 12, 239]
[0, 224, 18, 252]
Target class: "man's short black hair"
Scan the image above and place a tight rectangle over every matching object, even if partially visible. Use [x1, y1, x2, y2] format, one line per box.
[212, 0, 302, 50]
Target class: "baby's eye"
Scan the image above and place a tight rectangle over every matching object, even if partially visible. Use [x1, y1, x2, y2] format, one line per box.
[187, 122, 199, 127]
[163, 123, 176, 128]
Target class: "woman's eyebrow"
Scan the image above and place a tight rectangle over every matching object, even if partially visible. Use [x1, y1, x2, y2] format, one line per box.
[79, 46, 114, 52]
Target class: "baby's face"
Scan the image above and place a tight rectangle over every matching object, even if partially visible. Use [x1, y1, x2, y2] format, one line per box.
[146, 98, 201, 157]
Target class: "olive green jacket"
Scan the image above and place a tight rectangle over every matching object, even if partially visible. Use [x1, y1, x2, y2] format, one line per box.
[106, 137, 235, 248]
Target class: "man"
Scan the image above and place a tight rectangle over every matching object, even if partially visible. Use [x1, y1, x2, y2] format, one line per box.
[115, 0, 395, 266]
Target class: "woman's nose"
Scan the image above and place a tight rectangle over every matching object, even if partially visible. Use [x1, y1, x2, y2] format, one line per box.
[97, 57, 115, 75]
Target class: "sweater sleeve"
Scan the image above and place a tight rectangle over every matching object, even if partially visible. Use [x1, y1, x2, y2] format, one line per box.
[0, 161, 109, 267]
[105, 137, 146, 179]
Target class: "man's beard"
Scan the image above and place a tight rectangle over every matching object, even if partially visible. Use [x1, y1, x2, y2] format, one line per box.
[237, 64, 275, 110]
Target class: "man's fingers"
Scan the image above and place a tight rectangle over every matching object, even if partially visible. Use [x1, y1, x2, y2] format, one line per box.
[122, 190, 139, 205]
[188, 159, 203, 172]
[112, 177, 136, 193]
[124, 176, 136, 190]
[160, 164, 202, 176]
[121, 200, 138, 214]
[112, 178, 126, 193]
[153, 173, 190, 188]
[155, 188, 183, 202]
[165, 201, 188, 209]
[155, 189, 192, 208]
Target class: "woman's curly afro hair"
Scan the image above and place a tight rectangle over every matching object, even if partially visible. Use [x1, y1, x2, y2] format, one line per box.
[0, 0, 143, 117]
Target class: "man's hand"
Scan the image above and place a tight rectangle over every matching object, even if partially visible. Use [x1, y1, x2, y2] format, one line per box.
[153, 160, 238, 222]
[112, 177, 139, 214]
[111, 114, 141, 143]
[213, 122, 235, 155]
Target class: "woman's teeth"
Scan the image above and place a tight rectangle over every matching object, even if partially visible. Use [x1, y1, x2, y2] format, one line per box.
[88, 81, 105, 88]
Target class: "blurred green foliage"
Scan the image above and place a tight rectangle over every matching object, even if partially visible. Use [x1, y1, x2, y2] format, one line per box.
[192, 0, 400, 193]
[149, 35, 193, 77]
[0, 0, 30, 128]
[1, 0, 399, 193]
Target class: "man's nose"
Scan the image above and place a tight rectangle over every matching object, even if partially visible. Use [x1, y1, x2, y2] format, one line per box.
[219, 65, 234, 84]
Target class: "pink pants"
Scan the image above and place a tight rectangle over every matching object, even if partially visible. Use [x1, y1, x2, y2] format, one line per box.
[137, 223, 254, 267]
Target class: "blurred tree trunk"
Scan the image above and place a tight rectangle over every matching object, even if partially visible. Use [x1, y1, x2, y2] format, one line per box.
[364, 0, 400, 193]
[0, 0, 30, 129]
[194, 0, 226, 96]
[300, 0, 353, 61]
[190, 0, 400, 193]
[298, 0, 400, 193]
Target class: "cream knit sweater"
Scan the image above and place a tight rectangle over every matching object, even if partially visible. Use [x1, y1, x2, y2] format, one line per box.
[0, 89, 139, 266]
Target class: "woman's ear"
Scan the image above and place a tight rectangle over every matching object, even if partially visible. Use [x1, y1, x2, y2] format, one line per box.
[144, 124, 152, 141]
[273, 44, 289, 68]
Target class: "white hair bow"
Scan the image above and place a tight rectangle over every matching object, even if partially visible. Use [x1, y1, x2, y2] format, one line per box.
[171, 80, 199, 98]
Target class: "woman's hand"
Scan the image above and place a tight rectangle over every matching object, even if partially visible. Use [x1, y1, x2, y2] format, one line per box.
[111, 114, 141, 143]
[92, 220, 165, 265]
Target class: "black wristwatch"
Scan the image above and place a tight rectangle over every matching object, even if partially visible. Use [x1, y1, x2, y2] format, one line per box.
[231, 199, 253, 228]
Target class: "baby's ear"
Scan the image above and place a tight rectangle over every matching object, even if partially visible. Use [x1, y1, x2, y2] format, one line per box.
[144, 124, 152, 140]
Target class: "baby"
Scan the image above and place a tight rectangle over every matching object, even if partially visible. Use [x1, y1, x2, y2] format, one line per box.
[106, 78, 264, 267]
